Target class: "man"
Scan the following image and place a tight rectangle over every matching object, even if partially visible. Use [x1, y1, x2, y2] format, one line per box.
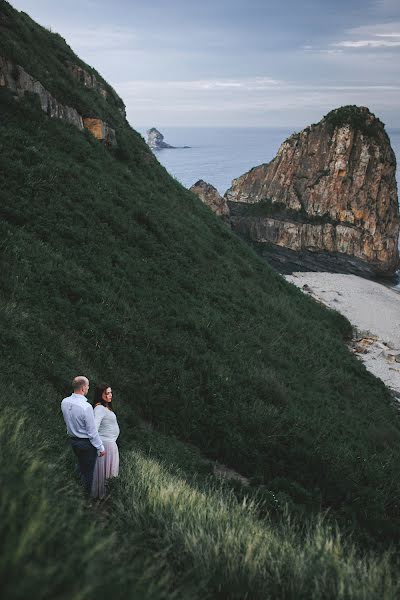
[61, 376, 106, 493]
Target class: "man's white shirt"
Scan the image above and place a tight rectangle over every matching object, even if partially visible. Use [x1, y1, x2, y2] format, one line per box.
[61, 393, 105, 452]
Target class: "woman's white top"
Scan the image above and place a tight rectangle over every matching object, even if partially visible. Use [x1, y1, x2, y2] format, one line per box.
[94, 405, 120, 442]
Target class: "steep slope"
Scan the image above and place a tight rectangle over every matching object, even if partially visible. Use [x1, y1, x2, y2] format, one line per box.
[2, 4, 400, 593]
[225, 106, 399, 277]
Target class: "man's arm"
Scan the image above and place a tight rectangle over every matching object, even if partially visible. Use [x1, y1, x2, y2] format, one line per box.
[60, 399, 72, 434]
[84, 406, 105, 453]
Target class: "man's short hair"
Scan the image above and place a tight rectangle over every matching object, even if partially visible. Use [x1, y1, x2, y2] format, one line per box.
[72, 376, 89, 391]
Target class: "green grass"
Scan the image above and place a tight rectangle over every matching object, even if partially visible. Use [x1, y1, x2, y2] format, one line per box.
[112, 449, 400, 600]
[2, 403, 399, 600]
[2, 1, 400, 595]
[0, 406, 180, 600]
[1, 44, 400, 547]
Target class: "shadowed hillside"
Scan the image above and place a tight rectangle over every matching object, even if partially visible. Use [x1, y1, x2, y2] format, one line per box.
[1, 2, 400, 598]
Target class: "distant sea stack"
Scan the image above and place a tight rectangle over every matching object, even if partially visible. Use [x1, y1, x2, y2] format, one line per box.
[147, 127, 175, 150]
[225, 106, 400, 277]
[146, 127, 191, 151]
[190, 180, 230, 222]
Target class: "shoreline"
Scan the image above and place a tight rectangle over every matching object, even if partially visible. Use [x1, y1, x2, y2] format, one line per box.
[285, 272, 400, 397]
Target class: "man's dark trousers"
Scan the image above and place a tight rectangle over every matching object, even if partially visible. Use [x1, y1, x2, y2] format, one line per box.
[70, 437, 97, 493]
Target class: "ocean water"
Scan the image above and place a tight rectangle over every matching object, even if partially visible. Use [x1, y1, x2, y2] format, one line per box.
[137, 126, 400, 289]
[138, 126, 400, 196]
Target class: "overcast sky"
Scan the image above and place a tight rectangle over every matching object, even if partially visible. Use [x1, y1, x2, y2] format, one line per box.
[10, 0, 400, 129]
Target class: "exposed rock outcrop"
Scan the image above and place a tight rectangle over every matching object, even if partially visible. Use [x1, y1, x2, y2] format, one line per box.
[190, 180, 230, 221]
[68, 64, 127, 119]
[0, 55, 117, 146]
[147, 128, 175, 150]
[0, 55, 83, 130]
[82, 117, 117, 146]
[69, 64, 108, 98]
[225, 106, 399, 277]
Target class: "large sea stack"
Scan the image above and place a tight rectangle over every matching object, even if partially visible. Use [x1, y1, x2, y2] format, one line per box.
[225, 106, 400, 276]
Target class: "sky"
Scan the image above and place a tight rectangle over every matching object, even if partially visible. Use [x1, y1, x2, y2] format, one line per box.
[10, 0, 400, 129]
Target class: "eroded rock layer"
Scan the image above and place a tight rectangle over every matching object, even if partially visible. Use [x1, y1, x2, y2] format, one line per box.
[225, 106, 399, 276]
[0, 55, 117, 146]
[69, 64, 108, 98]
[190, 180, 230, 221]
[0, 55, 83, 129]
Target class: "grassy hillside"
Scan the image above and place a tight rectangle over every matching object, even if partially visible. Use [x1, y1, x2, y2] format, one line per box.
[1, 1, 400, 597]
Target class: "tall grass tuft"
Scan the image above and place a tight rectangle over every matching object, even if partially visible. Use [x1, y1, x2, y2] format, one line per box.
[112, 450, 399, 599]
[0, 407, 183, 600]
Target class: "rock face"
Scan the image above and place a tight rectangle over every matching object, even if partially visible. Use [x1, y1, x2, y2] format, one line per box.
[190, 180, 230, 221]
[0, 55, 83, 130]
[147, 128, 175, 150]
[69, 64, 108, 99]
[225, 106, 399, 277]
[0, 55, 117, 146]
[69, 64, 126, 119]
[82, 117, 117, 146]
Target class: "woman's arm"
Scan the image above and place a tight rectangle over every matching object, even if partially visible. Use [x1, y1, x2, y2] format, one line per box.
[94, 404, 106, 431]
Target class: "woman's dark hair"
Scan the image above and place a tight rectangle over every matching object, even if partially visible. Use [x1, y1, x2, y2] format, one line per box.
[93, 383, 114, 411]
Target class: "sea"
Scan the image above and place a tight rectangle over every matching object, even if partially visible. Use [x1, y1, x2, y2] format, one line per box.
[137, 126, 400, 289]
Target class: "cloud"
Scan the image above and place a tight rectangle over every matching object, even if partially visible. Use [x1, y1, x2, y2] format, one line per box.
[333, 21, 400, 50]
[318, 49, 344, 55]
[373, 0, 400, 14]
[115, 76, 400, 126]
[118, 78, 400, 93]
[347, 22, 400, 36]
[117, 77, 282, 95]
[193, 77, 282, 90]
[335, 39, 400, 47]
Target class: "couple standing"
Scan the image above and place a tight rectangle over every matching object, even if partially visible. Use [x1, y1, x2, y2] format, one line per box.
[61, 376, 120, 499]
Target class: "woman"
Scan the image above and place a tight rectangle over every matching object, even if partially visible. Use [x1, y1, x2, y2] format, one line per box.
[91, 383, 120, 499]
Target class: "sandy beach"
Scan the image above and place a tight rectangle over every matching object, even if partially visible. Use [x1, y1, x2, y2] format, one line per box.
[285, 272, 400, 396]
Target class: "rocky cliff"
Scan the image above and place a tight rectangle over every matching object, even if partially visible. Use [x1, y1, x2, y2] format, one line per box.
[0, 55, 117, 146]
[0, 55, 83, 129]
[226, 106, 399, 277]
[69, 64, 108, 99]
[190, 180, 230, 221]
[82, 117, 117, 146]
